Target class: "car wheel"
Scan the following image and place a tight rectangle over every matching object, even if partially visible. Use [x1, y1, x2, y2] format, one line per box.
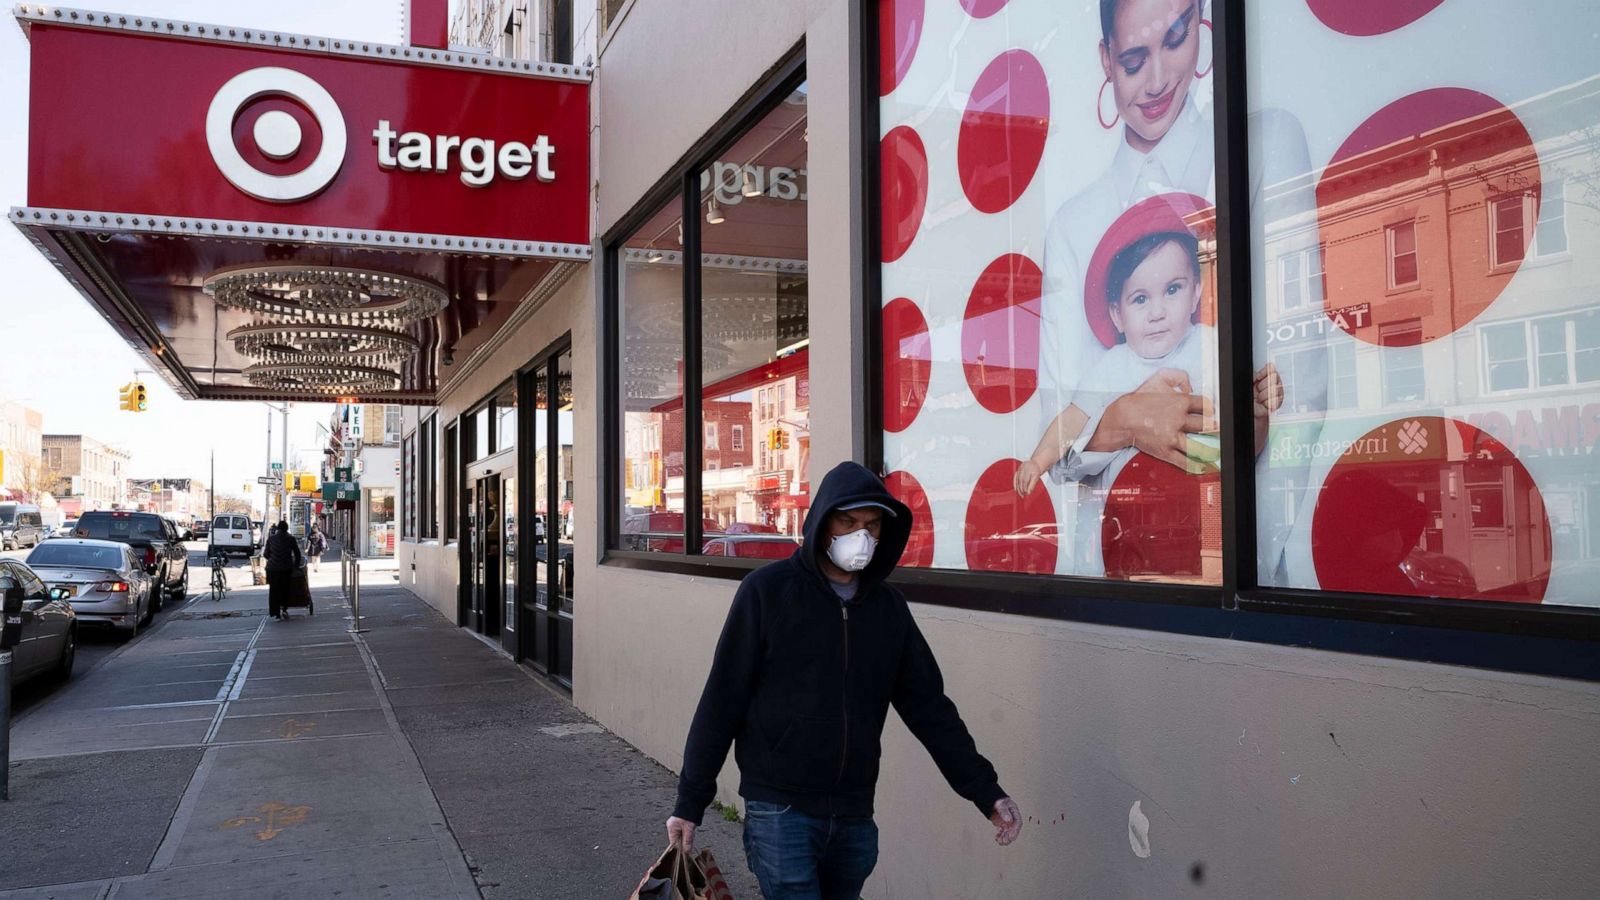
[140, 589, 154, 626]
[169, 565, 189, 600]
[53, 627, 76, 683]
[124, 606, 141, 641]
[150, 570, 166, 613]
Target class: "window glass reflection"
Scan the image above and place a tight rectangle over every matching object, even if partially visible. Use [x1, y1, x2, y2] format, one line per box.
[1249, 0, 1600, 607]
[618, 199, 687, 552]
[698, 82, 809, 560]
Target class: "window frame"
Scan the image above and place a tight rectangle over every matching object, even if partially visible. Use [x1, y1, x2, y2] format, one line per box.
[419, 414, 439, 540]
[601, 47, 807, 576]
[401, 431, 417, 541]
[853, 0, 1599, 679]
[443, 421, 459, 543]
[1490, 183, 1569, 269]
[1386, 220, 1421, 290]
[1277, 245, 1325, 313]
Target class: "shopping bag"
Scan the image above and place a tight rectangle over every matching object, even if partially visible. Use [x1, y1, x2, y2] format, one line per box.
[629, 842, 709, 900]
[695, 847, 737, 900]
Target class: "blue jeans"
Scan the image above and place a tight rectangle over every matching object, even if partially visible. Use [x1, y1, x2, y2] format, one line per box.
[742, 801, 878, 900]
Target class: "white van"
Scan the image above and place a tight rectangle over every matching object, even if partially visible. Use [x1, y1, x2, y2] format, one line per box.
[208, 514, 255, 558]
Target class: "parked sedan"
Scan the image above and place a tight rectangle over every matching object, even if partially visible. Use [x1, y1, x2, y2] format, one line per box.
[26, 539, 154, 638]
[1, 559, 76, 685]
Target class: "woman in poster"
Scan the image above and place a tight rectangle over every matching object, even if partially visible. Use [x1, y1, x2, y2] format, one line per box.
[1032, 0, 1321, 578]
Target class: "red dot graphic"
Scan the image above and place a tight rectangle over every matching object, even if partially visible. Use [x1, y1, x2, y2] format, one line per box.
[957, 49, 1050, 214]
[1305, 0, 1446, 36]
[1317, 88, 1538, 347]
[964, 459, 1056, 574]
[883, 297, 932, 433]
[959, 0, 1009, 17]
[961, 253, 1044, 414]
[886, 469, 934, 568]
[1311, 417, 1549, 603]
[881, 125, 929, 263]
[1102, 454, 1221, 582]
[879, 0, 925, 96]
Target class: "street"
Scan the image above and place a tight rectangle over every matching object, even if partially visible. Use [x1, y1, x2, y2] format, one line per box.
[2, 540, 213, 716]
[1, 548, 760, 899]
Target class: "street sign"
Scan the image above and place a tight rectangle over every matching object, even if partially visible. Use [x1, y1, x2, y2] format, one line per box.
[257, 476, 280, 486]
[270, 462, 284, 473]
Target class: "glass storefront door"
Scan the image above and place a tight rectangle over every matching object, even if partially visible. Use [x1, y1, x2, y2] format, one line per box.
[518, 339, 575, 684]
[471, 473, 501, 636]
[500, 472, 517, 655]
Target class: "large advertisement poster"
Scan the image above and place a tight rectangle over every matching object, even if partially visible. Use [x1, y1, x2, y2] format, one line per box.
[879, 0, 1231, 582]
[880, 0, 1600, 609]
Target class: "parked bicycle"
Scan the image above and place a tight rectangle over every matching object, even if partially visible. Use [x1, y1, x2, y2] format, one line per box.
[209, 552, 228, 603]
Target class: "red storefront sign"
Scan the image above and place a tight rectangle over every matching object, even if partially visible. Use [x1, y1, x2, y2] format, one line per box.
[20, 12, 589, 251]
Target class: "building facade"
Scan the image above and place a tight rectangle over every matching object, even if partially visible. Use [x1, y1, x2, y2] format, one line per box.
[325, 403, 403, 557]
[388, 2, 1600, 896]
[11, 1, 1600, 896]
[0, 397, 44, 500]
[41, 434, 131, 514]
[127, 477, 210, 526]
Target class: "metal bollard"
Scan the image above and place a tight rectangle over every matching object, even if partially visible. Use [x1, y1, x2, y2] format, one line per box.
[345, 551, 366, 634]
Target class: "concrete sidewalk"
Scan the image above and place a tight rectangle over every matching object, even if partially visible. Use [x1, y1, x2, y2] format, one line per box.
[1, 561, 758, 899]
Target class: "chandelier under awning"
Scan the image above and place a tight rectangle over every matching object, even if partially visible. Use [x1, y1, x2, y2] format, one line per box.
[202, 264, 447, 394]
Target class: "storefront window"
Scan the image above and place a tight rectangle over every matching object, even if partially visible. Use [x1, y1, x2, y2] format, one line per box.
[611, 67, 806, 560]
[444, 422, 458, 541]
[1248, 0, 1600, 609]
[877, 2, 1219, 581]
[420, 417, 438, 539]
[699, 82, 809, 559]
[402, 433, 416, 540]
[473, 406, 491, 460]
[368, 487, 395, 558]
[618, 198, 686, 552]
[495, 381, 517, 451]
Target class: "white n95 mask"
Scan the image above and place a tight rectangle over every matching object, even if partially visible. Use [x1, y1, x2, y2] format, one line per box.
[828, 528, 877, 572]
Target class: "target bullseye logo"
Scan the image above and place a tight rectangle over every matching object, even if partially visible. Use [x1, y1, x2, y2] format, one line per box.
[206, 67, 347, 202]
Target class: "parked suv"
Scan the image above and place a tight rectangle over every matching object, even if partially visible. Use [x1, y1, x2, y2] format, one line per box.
[0, 502, 45, 550]
[71, 511, 190, 609]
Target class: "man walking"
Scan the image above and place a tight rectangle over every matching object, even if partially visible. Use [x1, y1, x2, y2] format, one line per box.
[263, 519, 302, 621]
[667, 462, 1021, 899]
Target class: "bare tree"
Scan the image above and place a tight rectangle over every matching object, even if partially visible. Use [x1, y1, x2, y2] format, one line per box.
[17, 455, 68, 504]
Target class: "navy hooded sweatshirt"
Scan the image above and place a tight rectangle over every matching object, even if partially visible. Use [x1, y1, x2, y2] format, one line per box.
[673, 461, 1006, 824]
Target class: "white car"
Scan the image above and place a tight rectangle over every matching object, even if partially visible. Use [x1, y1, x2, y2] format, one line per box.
[208, 514, 255, 558]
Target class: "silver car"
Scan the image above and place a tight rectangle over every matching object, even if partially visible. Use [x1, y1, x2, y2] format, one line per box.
[26, 539, 154, 638]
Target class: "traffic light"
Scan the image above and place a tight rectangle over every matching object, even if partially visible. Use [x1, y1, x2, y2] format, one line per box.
[119, 381, 148, 412]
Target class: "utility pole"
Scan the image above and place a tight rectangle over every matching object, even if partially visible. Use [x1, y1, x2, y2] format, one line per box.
[265, 407, 273, 521]
[209, 448, 215, 525]
[281, 402, 290, 529]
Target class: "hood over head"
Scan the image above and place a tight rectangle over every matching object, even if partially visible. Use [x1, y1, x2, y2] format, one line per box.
[798, 461, 913, 589]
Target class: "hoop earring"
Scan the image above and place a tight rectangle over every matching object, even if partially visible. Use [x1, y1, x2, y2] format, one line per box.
[1194, 19, 1213, 79]
[1097, 78, 1119, 130]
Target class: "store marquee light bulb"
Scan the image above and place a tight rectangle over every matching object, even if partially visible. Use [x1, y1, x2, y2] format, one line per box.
[742, 168, 762, 198]
[706, 199, 725, 225]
